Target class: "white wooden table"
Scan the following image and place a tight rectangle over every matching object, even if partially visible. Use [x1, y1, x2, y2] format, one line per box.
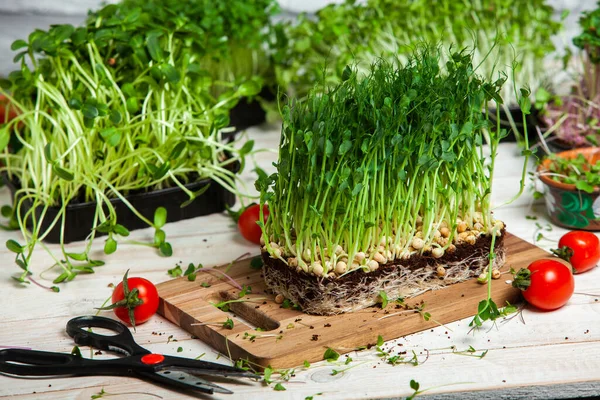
[0, 123, 598, 400]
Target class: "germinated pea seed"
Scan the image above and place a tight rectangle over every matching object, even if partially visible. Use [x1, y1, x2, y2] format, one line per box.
[367, 260, 379, 271]
[412, 237, 425, 250]
[373, 252, 387, 264]
[432, 247, 444, 258]
[354, 252, 366, 263]
[302, 248, 311, 260]
[312, 263, 324, 276]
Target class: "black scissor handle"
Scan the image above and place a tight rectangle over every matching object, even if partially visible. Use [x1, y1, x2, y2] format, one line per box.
[0, 348, 87, 376]
[66, 316, 149, 356]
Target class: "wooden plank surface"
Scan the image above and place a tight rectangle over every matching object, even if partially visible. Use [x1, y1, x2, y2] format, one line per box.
[157, 232, 547, 369]
[0, 124, 599, 400]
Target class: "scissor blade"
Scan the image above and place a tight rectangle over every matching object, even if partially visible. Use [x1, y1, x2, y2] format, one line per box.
[155, 370, 233, 394]
[169, 366, 260, 379]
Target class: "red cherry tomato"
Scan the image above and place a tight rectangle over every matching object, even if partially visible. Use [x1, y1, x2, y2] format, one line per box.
[112, 277, 159, 326]
[556, 231, 600, 273]
[0, 95, 18, 124]
[515, 259, 574, 311]
[237, 204, 269, 245]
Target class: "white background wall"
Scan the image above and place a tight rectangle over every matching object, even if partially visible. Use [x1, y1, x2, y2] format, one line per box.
[0, 0, 595, 77]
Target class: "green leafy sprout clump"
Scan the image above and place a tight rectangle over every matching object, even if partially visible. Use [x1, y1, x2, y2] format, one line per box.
[0, 0, 275, 285]
[258, 47, 529, 279]
[543, 153, 600, 193]
[274, 0, 561, 109]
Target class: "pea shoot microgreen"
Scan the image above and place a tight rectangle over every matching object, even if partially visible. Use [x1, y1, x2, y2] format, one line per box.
[378, 291, 389, 308]
[257, 364, 298, 391]
[305, 394, 323, 400]
[375, 335, 425, 366]
[275, 0, 560, 110]
[451, 345, 488, 359]
[222, 318, 235, 330]
[71, 346, 82, 358]
[533, 222, 554, 243]
[323, 348, 340, 362]
[243, 331, 283, 343]
[406, 380, 422, 400]
[281, 299, 301, 310]
[238, 285, 252, 298]
[273, 383, 286, 391]
[260, 47, 516, 287]
[168, 262, 205, 281]
[167, 265, 183, 278]
[91, 388, 163, 399]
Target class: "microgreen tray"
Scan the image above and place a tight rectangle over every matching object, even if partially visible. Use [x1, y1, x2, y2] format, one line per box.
[3, 165, 239, 244]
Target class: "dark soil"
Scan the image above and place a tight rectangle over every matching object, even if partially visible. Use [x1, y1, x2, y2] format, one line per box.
[261, 230, 505, 304]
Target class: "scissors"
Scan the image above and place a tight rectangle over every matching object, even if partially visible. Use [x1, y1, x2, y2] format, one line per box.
[0, 315, 259, 395]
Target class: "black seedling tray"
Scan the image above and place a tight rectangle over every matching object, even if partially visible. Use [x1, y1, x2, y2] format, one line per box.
[4, 165, 238, 244]
[487, 105, 539, 143]
[228, 87, 275, 134]
[230, 97, 267, 132]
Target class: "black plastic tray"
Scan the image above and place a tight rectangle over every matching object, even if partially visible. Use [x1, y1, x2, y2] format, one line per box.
[228, 87, 275, 134]
[4, 166, 238, 244]
[487, 105, 539, 143]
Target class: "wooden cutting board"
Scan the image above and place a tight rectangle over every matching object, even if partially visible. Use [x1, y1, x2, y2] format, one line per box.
[157, 233, 547, 369]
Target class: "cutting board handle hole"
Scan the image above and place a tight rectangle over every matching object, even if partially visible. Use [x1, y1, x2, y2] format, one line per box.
[217, 291, 280, 331]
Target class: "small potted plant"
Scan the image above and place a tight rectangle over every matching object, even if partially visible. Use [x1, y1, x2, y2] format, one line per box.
[536, 4, 600, 152]
[257, 47, 528, 315]
[536, 147, 600, 230]
[0, 0, 265, 286]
